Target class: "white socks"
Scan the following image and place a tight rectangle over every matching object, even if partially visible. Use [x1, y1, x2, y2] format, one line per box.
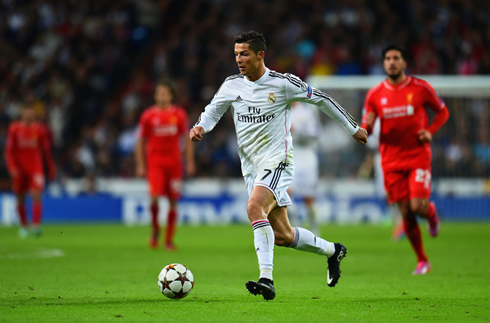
[252, 219, 274, 280]
[289, 227, 335, 257]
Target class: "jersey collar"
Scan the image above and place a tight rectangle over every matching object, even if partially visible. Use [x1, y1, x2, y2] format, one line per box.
[244, 68, 270, 85]
[383, 76, 411, 91]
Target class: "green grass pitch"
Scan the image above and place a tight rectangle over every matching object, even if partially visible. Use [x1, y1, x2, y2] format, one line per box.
[0, 223, 489, 322]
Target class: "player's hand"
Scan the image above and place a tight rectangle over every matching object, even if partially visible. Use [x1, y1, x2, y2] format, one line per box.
[136, 164, 146, 177]
[189, 126, 204, 142]
[353, 127, 368, 145]
[418, 129, 432, 143]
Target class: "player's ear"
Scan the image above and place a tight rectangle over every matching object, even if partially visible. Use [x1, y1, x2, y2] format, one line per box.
[257, 51, 265, 60]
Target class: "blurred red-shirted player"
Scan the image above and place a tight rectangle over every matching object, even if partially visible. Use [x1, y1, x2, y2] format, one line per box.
[362, 45, 449, 275]
[135, 81, 195, 250]
[5, 104, 56, 238]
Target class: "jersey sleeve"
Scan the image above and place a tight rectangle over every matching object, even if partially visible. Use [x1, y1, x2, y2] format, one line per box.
[285, 74, 359, 136]
[360, 88, 379, 134]
[5, 124, 18, 173]
[419, 80, 445, 112]
[194, 81, 231, 133]
[136, 111, 151, 139]
[40, 125, 56, 176]
[178, 108, 189, 136]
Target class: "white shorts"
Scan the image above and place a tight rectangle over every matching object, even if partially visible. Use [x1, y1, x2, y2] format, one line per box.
[290, 147, 318, 198]
[244, 158, 294, 207]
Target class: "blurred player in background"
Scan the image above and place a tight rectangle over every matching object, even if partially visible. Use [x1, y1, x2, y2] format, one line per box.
[288, 102, 321, 236]
[361, 45, 449, 275]
[358, 119, 404, 241]
[136, 81, 195, 251]
[190, 31, 368, 300]
[5, 104, 56, 237]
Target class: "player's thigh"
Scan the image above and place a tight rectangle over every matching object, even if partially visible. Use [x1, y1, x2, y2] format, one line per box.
[247, 185, 277, 221]
[268, 206, 294, 246]
[383, 170, 410, 203]
[165, 164, 184, 201]
[12, 173, 29, 195]
[408, 167, 432, 200]
[252, 159, 294, 207]
[147, 166, 165, 197]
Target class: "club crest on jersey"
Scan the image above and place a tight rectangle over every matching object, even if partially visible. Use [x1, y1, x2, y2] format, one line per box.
[381, 97, 388, 105]
[268, 93, 276, 104]
[407, 93, 413, 104]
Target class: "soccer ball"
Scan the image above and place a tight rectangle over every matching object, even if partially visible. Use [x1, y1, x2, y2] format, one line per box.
[158, 263, 194, 299]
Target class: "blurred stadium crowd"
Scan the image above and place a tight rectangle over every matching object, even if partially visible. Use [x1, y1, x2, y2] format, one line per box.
[0, 0, 489, 189]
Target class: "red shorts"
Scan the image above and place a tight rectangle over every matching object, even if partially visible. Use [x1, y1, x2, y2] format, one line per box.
[147, 164, 183, 200]
[384, 167, 432, 204]
[12, 172, 45, 194]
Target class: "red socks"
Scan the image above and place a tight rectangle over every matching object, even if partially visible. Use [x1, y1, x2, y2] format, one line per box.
[403, 217, 428, 262]
[166, 209, 177, 244]
[17, 204, 28, 227]
[151, 203, 159, 233]
[427, 202, 436, 218]
[32, 201, 42, 226]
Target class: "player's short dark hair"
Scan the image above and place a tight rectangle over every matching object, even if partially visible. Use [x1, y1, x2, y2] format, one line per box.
[155, 80, 175, 100]
[235, 31, 267, 54]
[382, 44, 407, 61]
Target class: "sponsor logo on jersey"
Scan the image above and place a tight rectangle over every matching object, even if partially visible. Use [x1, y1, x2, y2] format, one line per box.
[236, 95, 243, 101]
[237, 112, 276, 123]
[153, 124, 178, 136]
[382, 105, 415, 119]
[268, 93, 276, 104]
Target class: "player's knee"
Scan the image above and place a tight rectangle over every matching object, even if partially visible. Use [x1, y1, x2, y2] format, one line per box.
[274, 231, 294, 247]
[409, 200, 427, 215]
[246, 201, 266, 222]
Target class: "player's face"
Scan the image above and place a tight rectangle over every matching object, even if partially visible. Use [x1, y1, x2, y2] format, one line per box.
[21, 108, 35, 123]
[234, 43, 264, 80]
[383, 50, 407, 78]
[154, 85, 173, 107]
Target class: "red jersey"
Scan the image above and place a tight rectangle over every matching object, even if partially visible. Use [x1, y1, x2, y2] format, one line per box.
[137, 105, 189, 167]
[5, 121, 55, 174]
[362, 76, 447, 172]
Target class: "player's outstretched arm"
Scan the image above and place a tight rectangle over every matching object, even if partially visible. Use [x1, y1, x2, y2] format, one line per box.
[135, 138, 146, 177]
[352, 127, 368, 145]
[189, 126, 204, 142]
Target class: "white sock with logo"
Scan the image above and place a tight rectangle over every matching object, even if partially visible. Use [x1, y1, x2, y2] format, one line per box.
[289, 227, 335, 257]
[252, 219, 274, 280]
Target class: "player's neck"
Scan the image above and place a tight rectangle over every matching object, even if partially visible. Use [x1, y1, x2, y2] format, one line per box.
[155, 103, 171, 110]
[386, 73, 407, 85]
[246, 64, 267, 82]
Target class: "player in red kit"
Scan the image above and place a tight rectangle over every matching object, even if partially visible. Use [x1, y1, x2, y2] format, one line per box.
[361, 45, 449, 275]
[135, 81, 195, 251]
[5, 104, 56, 238]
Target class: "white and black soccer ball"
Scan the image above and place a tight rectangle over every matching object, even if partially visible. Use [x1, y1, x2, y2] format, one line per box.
[158, 263, 194, 299]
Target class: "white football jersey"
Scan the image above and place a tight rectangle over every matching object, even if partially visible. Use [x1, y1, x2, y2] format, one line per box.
[195, 68, 359, 176]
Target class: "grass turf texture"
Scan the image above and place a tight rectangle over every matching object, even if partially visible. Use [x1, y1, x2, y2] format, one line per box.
[0, 223, 489, 322]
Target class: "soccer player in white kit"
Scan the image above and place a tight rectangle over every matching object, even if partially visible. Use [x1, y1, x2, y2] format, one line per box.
[288, 102, 322, 236]
[190, 31, 368, 300]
